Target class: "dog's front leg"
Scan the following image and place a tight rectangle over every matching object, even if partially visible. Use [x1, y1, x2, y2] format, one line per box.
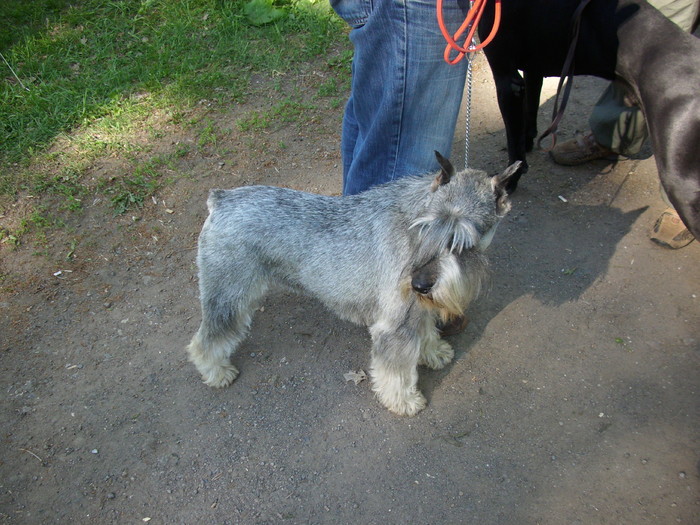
[369, 318, 426, 416]
[417, 314, 454, 370]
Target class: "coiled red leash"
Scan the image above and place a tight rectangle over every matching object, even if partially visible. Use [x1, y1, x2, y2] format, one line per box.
[437, 0, 502, 65]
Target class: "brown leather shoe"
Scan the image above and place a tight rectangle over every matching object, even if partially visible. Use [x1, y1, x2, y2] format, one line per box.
[649, 207, 695, 249]
[549, 132, 616, 166]
[437, 315, 469, 337]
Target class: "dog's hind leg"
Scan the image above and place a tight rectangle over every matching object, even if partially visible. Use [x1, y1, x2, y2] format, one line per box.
[417, 314, 454, 370]
[187, 264, 268, 388]
[369, 314, 427, 416]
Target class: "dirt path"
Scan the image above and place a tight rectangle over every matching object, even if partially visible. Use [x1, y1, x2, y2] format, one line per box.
[1, 54, 698, 524]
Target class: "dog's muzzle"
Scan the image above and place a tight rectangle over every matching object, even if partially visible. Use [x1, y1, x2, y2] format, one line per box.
[411, 257, 440, 295]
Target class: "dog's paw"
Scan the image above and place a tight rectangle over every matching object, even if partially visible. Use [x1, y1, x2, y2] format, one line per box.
[202, 363, 240, 388]
[419, 340, 454, 370]
[370, 361, 427, 416]
[384, 390, 427, 417]
[374, 384, 427, 416]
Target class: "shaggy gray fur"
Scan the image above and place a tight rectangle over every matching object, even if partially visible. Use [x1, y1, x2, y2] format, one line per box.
[187, 153, 518, 416]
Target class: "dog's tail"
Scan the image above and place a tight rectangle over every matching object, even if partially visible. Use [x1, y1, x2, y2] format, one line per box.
[206, 189, 227, 213]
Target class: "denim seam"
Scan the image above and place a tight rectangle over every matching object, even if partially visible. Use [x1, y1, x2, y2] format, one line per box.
[390, 0, 409, 182]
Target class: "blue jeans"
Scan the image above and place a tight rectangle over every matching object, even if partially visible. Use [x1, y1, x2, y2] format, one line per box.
[331, 0, 471, 195]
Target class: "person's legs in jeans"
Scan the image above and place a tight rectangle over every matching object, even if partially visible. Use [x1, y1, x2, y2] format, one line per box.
[331, 0, 471, 195]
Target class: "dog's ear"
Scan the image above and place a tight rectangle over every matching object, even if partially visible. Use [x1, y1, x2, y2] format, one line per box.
[432, 151, 454, 191]
[491, 161, 521, 215]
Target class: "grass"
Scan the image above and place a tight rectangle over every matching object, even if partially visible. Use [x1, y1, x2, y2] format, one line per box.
[236, 97, 317, 132]
[0, 0, 350, 245]
[1, 0, 346, 167]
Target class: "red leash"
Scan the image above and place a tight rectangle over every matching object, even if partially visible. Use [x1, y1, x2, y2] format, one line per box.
[437, 0, 502, 64]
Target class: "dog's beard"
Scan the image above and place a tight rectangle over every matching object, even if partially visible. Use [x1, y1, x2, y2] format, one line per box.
[415, 253, 487, 322]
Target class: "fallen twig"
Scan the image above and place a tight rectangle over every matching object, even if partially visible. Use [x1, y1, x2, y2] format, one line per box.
[19, 448, 43, 462]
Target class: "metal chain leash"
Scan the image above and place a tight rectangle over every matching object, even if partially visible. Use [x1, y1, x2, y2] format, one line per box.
[462, 0, 478, 170]
[464, 51, 474, 170]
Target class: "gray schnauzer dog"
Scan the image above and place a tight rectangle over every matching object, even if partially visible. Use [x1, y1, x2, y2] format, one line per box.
[187, 152, 519, 416]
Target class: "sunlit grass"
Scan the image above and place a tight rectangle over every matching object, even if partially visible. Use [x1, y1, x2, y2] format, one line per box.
[0, 0, 348, 197]
[0, 0, 350, 250]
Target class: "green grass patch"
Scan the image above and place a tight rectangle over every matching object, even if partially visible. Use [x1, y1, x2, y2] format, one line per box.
[105, 154, 175, 214]
[236, 97, 316, 132]
[0, 0, 76, 51]
[0, 204, 66, 249]
[1, 0, 348, 197]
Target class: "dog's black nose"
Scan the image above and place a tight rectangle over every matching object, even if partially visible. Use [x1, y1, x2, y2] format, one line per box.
[411, 278, 433, 295]
[411, 257, 439, 295]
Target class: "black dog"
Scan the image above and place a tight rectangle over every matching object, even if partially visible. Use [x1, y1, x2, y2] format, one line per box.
[478, 0, 700, 239]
